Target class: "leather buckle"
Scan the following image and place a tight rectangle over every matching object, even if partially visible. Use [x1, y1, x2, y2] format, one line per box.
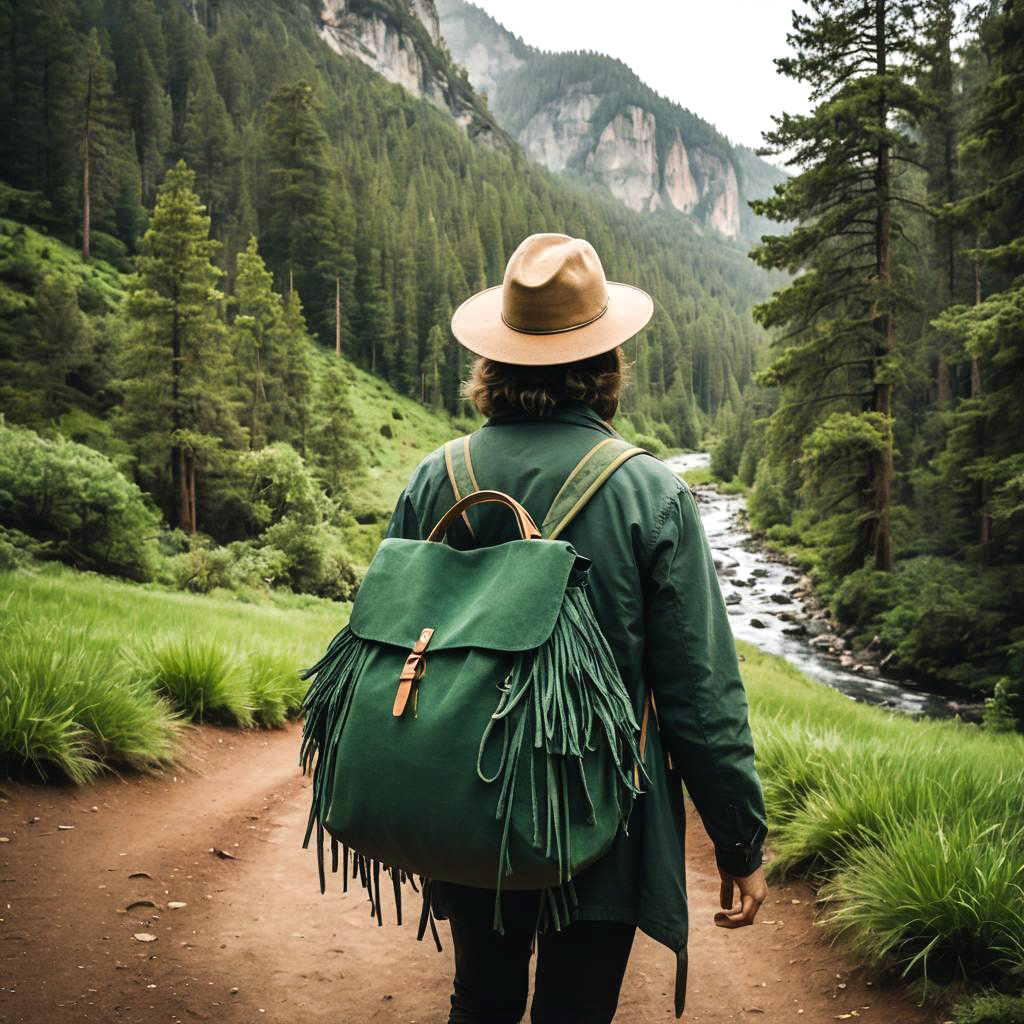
[393, 628, 434, 717]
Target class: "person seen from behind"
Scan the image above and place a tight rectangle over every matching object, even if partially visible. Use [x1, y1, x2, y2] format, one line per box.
[384, 232, 769, 1022]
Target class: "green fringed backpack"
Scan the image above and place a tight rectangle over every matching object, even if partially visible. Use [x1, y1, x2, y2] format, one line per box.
[299, 435, 651, 942]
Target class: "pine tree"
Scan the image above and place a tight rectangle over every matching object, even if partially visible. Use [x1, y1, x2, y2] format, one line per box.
[232, 235, 282, 450]
[72, 28, 124, 258]
[751, 0, 927, 574]
[423, 323, 447, 408]
[279, 288, 313, 451]
[32, 274, 89, 407]
[309, 358, 361, 499]
[261, 80, 334, 321]
[934, 0, 1024, 561]
[0, 0, 79, 215]
[121, 160, 240, 533]
[182, 57, 234, 237]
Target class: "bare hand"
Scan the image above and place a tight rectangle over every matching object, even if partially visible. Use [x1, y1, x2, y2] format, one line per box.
[714, 865, 767, 928]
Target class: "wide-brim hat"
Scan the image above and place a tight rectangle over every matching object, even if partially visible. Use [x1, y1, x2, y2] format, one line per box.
[451, 233, 654, 366]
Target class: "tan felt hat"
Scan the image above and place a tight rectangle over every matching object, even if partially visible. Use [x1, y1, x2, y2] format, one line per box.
[450, 233, 654, 366]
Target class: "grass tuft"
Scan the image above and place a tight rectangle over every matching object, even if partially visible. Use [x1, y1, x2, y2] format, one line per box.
[244, 649, 306, 728]
[141, 637, 252, 727]
[0, 620, 180, 782]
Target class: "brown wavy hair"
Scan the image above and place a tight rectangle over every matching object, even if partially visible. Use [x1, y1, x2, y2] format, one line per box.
[463, 347, 626, 421]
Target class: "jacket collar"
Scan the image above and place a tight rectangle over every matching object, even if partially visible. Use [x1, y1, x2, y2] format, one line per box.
[482, 399, 619, 437]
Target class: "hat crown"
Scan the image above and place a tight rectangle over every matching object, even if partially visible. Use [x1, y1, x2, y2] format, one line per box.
[501, 233, 609, 334]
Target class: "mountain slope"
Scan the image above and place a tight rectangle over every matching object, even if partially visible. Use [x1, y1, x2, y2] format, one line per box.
[437, 0, 786, 242]
[0, 0, 775, 459]
[316, 0, 506, 144]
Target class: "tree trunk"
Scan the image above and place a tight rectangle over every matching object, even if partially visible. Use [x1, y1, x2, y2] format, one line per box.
[871, 0, 893, 573]
[82, 72, 92, 260]
[937, 353, 952, 408]
[335, 275, 342, 357]
[174, 446, 189, 532]
[188, 452, 197, 537]
[972, 256, 990, 554]
[171, 306, 191, 532]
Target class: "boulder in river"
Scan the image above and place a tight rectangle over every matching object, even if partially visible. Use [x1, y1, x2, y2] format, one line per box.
[769, 592, 792, 605]
[806, 618, 830, 637]
[782, 574, 799, 585]
[725, 592, 742, 605]
[750, 618, 767, 629]
[783, 624, 807, 636]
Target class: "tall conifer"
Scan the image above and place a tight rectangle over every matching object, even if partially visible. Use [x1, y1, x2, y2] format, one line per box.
[752, 0, 926, 572]
[121, 160, 239, 533]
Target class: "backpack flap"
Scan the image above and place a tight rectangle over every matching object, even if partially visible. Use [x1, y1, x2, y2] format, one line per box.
[348, 537, 581, 652]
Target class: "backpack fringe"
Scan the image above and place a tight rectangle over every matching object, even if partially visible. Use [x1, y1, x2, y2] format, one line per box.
[299, 630, 444, 948]
[299, 587, 648, 942]
[477, 585, 648, 932]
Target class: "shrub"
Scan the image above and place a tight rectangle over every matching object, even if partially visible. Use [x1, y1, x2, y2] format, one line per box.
[984, 676, 1024, 733]
[0, 526, 38, 570]
[953, 994, 1024, 1024]
[631, 432, 668, 459]
[141, 637, 252, 726]
[261, 515, 359, 600]
[831, 566, 897, 628]
[87, 229, 128, 266]
[0, 419, 160, 579]
[747, 458, 793, 531]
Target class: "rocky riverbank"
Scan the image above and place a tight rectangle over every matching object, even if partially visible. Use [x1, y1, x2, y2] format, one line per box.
[666, 453, 984, 721]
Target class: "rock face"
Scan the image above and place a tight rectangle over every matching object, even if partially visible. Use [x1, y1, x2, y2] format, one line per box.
[520, 87, 603, 174]
[437, 0, 525, 99]
[437, 0, 782, 240]
[318, 0, 500, 141]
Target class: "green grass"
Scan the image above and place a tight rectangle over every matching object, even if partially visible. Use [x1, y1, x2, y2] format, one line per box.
[0, 563, 345, 779]
[740, 641, 1024, 995]
[0, 619, 180, 782]
[340, 356, 469, 564]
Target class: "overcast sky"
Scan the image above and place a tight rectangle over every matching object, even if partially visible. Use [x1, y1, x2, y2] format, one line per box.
[468, 0, 812, 161]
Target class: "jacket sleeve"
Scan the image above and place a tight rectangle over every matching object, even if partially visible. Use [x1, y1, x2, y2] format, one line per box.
[384, 487, 422, 541]
[642, 483, 768, 877]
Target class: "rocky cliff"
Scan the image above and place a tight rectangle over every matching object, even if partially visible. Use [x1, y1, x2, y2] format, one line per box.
[317, 0, 503, 143]
[436, 0, 785, 242]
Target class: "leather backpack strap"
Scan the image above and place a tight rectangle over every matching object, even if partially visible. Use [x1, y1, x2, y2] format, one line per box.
[443, 435, 481, 540]
[540, 437, 646, 540]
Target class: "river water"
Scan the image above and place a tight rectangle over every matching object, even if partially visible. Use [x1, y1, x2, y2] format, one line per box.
[665, 453, 956, 719]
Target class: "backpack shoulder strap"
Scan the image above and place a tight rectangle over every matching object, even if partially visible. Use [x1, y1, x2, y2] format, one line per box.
[443, 435, 481, 539]
[540, 437, 646, 540]
[540, 436, 662, 778]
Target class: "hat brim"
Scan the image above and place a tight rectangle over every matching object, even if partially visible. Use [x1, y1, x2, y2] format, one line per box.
[450, 281, 654, 366]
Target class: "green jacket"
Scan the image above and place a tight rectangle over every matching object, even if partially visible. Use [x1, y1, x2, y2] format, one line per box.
[384, 399, 768, 964]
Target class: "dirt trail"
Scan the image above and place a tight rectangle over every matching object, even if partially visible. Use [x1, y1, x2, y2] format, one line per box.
[1, 726, 938, 1023]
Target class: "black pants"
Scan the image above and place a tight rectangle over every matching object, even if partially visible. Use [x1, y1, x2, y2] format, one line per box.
[433, 882, 636, 1024]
